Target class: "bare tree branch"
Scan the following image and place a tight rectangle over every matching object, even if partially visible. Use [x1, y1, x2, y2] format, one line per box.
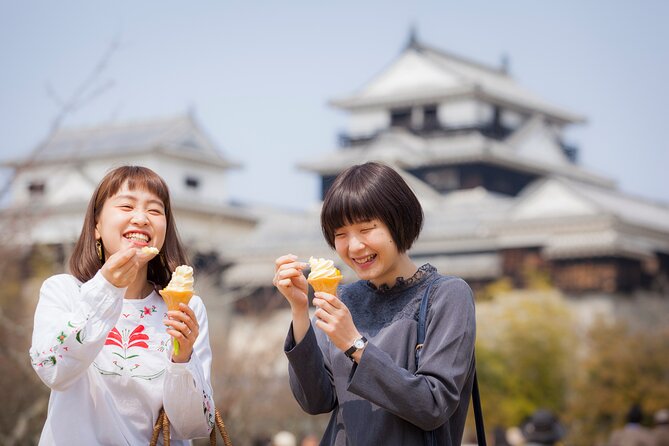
[0, 36, 121, 201]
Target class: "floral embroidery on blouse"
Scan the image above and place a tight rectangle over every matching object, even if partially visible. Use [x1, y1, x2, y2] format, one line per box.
[31, 351, 57, 368]
[30, 319, 87, 367]
[95, 324, 166, 380]
[140, 305, 157, 318]
[104, 325, 149, 360]
[203, 390, 215, 429]
[93, 325, 165, 381]
[68, 321, 86, 344]
[156, 339, 168, 352]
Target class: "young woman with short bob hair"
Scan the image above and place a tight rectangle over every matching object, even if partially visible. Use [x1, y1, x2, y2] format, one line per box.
[30, 165, 215, 445]
[274, 162, 477, 445]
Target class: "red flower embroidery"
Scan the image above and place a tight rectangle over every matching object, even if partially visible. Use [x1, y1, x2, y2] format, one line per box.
[104, 325, 150, 360]
[128, 325, 149, 349]
[105, 327, 123, 348]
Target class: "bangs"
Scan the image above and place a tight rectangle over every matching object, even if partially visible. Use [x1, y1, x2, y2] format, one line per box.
[320, 162, 423, 252]
[95, 166, 170, 216]
[124, 171, 170, 205]
[321, 185, 383, 235]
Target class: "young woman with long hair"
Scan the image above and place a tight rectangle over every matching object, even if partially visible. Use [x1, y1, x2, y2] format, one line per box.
[30, 165, 214, 445]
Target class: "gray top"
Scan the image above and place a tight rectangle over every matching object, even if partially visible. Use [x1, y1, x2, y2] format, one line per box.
[284, 264, 476, 445]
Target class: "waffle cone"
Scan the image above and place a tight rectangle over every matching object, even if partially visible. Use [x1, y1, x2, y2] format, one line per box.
[308, 276, 342, 295]
[159, 289, 193, 311]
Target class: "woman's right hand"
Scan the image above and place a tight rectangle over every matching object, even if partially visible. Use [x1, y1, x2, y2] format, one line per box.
[273, 254, 309, 311]
[100, 246, 141, 288]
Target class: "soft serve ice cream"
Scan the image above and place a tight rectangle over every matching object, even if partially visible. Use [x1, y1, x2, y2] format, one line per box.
[163, 265, 194, 294]
[308, 257, 343, 295]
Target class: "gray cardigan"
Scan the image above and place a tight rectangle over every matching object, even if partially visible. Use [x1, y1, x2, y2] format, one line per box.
[284, 265, 476, 445]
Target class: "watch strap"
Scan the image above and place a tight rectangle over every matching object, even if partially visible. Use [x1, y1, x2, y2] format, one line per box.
[344, 336, 367, 360]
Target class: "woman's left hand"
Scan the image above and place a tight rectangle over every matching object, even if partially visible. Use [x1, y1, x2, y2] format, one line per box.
[164, 302, 199, 363]
[313, 292, 362, 353]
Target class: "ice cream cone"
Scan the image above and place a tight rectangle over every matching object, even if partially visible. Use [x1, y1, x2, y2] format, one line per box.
[159, 289, 193, 311]
[308, 276, 342, 295]
[159, 289, 193, 355]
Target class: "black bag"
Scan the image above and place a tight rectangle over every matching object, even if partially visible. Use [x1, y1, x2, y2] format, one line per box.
[416, 277, 487, 446]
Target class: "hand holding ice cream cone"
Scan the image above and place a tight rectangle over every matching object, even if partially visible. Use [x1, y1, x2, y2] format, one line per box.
[160, 265, 195, 357]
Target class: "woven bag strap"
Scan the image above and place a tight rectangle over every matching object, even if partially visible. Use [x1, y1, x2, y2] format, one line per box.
[150, 408, 171, 446]
[211, 409, 233, 446]
[151, 407, 233, 446]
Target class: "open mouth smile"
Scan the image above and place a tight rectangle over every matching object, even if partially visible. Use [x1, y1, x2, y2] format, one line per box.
[124, 231, 150, 245]
[353, 254, 376, 265]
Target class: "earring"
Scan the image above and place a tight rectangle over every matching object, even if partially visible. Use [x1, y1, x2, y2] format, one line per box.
[96, 239, 103, 262]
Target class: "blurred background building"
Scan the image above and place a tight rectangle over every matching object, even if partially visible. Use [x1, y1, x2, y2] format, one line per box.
[3, 33, 669, 305]
[222, 33, 669, 307]
[0, 114, 256, 278]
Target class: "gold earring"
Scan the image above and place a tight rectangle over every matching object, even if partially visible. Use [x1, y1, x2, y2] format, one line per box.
[96, 239, 103, 261]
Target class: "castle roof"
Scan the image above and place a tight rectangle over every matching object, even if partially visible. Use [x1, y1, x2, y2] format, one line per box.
[300, 122, 614, 188]
[2, 114, 238, 169]
[330, 39, 584, 125]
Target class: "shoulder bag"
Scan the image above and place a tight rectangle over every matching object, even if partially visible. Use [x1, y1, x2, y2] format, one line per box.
[416, 276, 487, 446]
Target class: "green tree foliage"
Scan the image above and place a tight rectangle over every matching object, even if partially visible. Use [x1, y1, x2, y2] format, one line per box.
[565, 319, 669, 446]
[475, 290, 577, 428]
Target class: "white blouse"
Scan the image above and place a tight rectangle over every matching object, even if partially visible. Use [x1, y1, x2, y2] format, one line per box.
[30, 271, 215, 445]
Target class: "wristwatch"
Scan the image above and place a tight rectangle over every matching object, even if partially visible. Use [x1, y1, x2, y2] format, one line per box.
[344, 336, 367, 361]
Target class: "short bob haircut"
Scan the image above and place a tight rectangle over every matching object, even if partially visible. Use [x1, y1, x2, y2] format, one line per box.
[69, 165, 188, 289]
[321, 162, 423, 252]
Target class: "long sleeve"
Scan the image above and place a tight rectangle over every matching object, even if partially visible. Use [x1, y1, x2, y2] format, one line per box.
[284, 322, 338, 415]
[347, 277, 476, 430]
[163, 295, 215, 439]
[30, 272, 126, 391]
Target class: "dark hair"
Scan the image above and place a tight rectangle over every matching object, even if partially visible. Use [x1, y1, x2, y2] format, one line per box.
[69, 165, 188, 288]
[521, 409, 564, 444]
[626, 403, 644, 424]
[320, 162, 423, 252]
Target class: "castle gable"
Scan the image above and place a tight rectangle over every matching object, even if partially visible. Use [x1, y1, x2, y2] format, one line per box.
[511, 178, 600, 219]
[7, 114, 236, 168]
[506, 115, 572, 167]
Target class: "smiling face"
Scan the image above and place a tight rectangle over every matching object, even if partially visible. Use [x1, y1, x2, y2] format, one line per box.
[334, 218, 415, 288]
[94, 182, 167, 259]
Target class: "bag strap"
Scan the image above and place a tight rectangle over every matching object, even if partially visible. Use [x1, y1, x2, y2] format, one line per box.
[416, 276, 487, 446]
[472, 371, 486, 446]
[415, 276, 439, 364]
[150, 407, 233, 446]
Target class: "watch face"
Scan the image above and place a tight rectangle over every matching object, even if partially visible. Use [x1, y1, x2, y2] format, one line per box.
[354, 339, 365, 349]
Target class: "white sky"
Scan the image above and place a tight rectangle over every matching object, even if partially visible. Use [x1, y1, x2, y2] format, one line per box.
[1, 1, 667, 209]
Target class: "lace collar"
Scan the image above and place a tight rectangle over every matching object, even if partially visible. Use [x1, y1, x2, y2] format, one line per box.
[365, 264, 435, 293]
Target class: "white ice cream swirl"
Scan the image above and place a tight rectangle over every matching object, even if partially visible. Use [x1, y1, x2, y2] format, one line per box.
[308, 257, 340, 279]
[165, 265, 194, 292]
